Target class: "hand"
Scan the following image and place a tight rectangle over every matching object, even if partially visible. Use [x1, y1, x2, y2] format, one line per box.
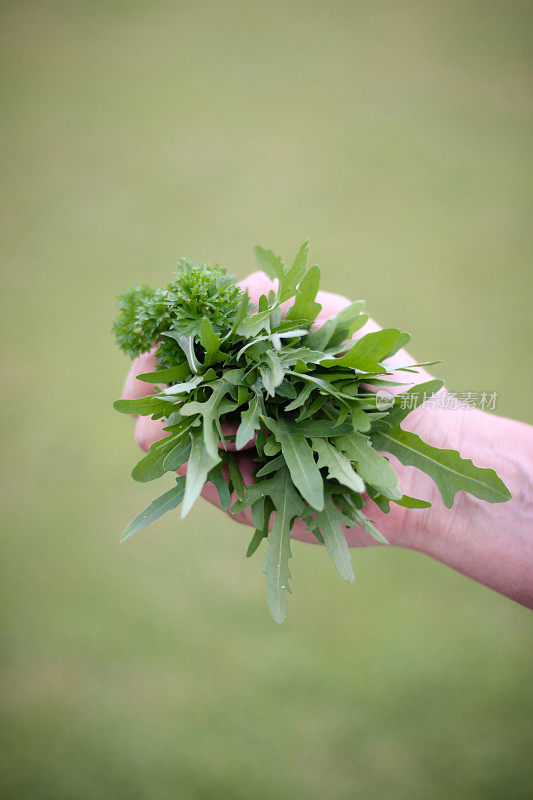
[122, 272, 533, 606]
[123, 271, 457, 548]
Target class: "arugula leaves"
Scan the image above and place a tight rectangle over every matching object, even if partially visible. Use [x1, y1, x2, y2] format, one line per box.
[113, 243, 511, 622]
[372, 427, 511, 508]
[232, 469, 304, 623]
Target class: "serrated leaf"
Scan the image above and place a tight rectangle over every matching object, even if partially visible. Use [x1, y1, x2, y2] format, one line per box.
[181, 429, 221, 517]
[229, 291, 251, 336]
[231, 469, 304, 517]
[230, 469, 304, 621]
[131, 433, 182, 482]
[271, 418, 353, 438]
[259, 350, 285, 396]
[306, 301, 365, 350]
[162, 331, 200, 373]
[254, 245, 285, 283]
[279, 347, 326, 368]
[199, 317, 229, 366]
[386, 379, 444, 426]
[297, 396, 327, 422]
[311, 438, 365, 493]
[266, 418, 324, 509]
[286, 264, 322, 325]
[136, 363, 191, 383]
[161, 374, 204, 395]
[236, 329, 308, 359]
[236, 308, 272, 338]
[121, 477, 186, 541]
[347, 402, 371, 432]
[303, 492, 355, 582]
[280, 241, 309, 299]
[321, 328, 403, 372]
[284, 382, 315, 412]
[207, 463, 231, 509]
[259, 470, 304, 623]
[235, 393, 262, 450]
[162, 439, 192, 471]
[287, 371, 353, 403]
[371, 427, 511, 508]
[180, 379, 229, 459]
[335, 432, 400, 496]
[343, 503, 389, 544]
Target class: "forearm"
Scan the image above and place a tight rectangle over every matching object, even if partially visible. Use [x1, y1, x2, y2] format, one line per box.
[410, 408, 533, 608]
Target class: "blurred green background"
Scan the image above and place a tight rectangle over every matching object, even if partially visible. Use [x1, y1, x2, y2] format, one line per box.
[1, 1, 532, 798]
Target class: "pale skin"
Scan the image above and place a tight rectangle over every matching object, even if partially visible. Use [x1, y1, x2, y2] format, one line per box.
[123, 272, 533, 609]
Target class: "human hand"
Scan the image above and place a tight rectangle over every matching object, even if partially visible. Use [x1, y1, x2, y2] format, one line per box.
[122, 270, 533, 605]
[122, 270, 459, 550]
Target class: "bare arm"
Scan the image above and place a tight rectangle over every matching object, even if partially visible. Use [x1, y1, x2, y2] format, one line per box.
[401, 407, 533, 608]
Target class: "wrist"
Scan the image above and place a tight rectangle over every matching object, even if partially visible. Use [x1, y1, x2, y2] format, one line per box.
[407, 407, 533, 606]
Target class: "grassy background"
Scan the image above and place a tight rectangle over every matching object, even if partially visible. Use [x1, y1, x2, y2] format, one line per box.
[1, 1, 532, 798]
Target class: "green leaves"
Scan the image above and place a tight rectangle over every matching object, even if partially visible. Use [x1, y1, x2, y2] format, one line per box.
[386, 379, 443, 426]
[262, 511, 293, 622]
[259, 350, 285, 396]
[372, 426, 511, 508]
[232, 469, 305, 623]
[303, 490, 355, 582]
[206, 463, 231, 510]
[161, 375, 204, 395]
[266, 417, 324, 510]
[306, 301, 365, 351]
[114, 241, 512, 623]
[113, 396, 173, 418]
[322, 328, 406, 372]
[335, 432, 400, 497]
[121, 477, 186, 541]
[235, 393, 262, 450]
[182, 429, 220, 517]
[136, 363, 191, 384]
[180, 379, 230, 459]
[162, 331, 201, 373]
[131, 433, 183, 482]
[311, 439, 365, 494]
[254, 246, 285, 284]
[286, 264, 322, 324]
[199, 317, 229, 367]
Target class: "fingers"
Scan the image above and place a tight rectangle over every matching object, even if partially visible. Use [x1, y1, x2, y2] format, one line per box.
[238, 271, 277, 305]
[313, 289, 351, 325]
[122, 347, 167, 452]
[122, 347, 159, 400]
[134, 416, 167, 452]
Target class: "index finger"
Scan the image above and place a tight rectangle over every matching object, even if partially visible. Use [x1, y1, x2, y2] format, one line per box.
[122, 347, 160, 400]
